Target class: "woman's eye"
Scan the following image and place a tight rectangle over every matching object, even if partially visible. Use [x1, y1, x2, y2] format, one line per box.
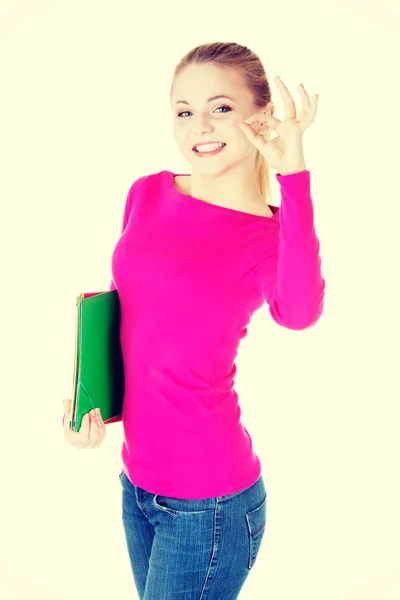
[177, 105, 232, 118]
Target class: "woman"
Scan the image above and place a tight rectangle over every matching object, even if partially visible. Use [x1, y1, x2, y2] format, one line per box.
[63, 41, 325, 599]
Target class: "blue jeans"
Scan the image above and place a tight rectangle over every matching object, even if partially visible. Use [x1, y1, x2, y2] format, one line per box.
[118, 468, 267, 599]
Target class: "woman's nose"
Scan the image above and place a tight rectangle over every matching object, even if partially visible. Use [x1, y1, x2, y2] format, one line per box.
[191, 116, 215, 134]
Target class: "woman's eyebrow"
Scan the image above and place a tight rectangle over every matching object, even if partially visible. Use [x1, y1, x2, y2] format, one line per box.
[174, 95, 236, 106]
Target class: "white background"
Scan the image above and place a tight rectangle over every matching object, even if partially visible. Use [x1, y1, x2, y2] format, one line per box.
[1, 1, 399, 598]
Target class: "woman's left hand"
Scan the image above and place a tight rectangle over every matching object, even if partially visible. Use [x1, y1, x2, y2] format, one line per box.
[238, 76, 319, 176]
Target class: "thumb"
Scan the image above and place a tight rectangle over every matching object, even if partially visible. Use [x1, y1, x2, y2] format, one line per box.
[62, 398, 71, 412]
[61, 399, 72, 427]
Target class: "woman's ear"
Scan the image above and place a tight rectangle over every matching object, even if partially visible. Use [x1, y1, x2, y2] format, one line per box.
[264, 102, 274, 115]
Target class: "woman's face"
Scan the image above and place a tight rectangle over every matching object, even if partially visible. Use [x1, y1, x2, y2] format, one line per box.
[170, 64, 273, 173]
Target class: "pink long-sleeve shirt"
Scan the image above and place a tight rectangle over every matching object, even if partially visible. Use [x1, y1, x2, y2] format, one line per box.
[109, 169, 325, 499]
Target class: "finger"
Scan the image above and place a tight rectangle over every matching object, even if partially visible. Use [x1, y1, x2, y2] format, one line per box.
[92, 411, 105, 448]
[274, 76, 296, 120]
[95, 408, 106, 433]
[78, 412, 90, 441]
[300, 94, 319, 132]
[243, 113, 280, 133]
[297, 83, 311, 109]
[62, 399, 71, 424]
[97, 409, 106, 430]
[93, 408, 103, 431]
[238, 122, 267, 154]
[62, 398, 70, 411]
[87, 409, 102, 448]
[243, 112, 267, 123]
[63, 402, 73, 432]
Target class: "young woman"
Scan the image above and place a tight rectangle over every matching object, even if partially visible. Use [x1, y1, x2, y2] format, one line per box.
[63, 41, 325, 599]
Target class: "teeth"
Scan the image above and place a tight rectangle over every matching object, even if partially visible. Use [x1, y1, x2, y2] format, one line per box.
[195, 142, 225, 152]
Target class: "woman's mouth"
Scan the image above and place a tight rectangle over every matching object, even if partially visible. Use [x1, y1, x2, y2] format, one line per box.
[192, 143, 227, 157]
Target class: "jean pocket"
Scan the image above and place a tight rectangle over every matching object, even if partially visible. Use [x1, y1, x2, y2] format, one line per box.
[118, 469, 129, 486]
[153, 494, 215, 519]
[246, 495, 267, 570]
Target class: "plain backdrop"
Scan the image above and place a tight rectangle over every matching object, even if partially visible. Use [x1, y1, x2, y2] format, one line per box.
[0, 1, 399, 599]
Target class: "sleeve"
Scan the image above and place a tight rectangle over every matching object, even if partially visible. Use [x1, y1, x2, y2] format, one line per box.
[109, 175, 148, 291]
[259, 170, 325, 330]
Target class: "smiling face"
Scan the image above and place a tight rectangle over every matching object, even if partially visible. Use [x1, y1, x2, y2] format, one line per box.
[170, 63, 272, 175]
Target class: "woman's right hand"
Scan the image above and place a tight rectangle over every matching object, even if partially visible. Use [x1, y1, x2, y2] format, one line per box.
[62, 399, 106, 449]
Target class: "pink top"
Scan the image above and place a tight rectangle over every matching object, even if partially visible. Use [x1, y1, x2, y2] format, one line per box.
[109, 169, 325, 499]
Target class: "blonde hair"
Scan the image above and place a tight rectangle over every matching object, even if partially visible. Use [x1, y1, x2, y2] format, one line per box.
[170, 42, 272, 206]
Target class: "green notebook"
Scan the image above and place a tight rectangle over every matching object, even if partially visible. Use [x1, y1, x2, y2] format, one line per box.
[68, 290, 124, 432]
